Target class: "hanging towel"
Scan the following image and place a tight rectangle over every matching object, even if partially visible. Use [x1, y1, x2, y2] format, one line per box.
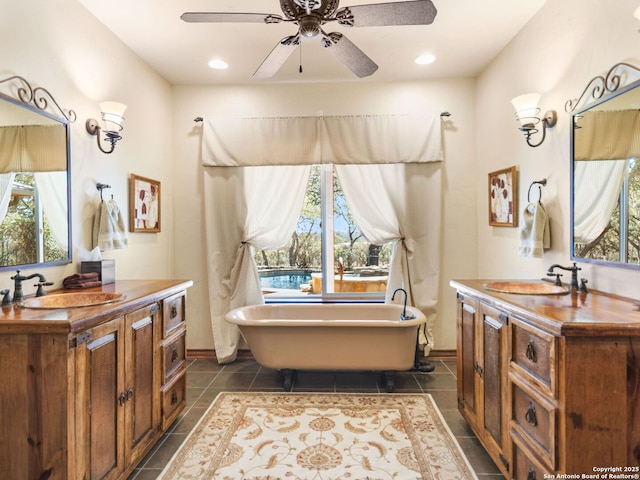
[518, 202, 550, 258]
[92, 198, 128, 251]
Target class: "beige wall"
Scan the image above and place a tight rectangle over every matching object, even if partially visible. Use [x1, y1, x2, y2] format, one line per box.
[476, 0, 640, 298]
[0, 0, 175, 288]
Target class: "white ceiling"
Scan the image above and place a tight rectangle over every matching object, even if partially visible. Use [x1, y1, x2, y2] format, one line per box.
[79, 0, 547, 85]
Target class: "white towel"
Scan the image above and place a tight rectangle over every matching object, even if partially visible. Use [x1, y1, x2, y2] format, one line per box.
[92, 199, 128, 251]
[518, 202, 550, 258]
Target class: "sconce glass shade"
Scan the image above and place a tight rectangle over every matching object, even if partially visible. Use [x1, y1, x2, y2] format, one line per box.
[99, 101, 127, 132]
[634, 5, 640, 20]
[511, 93, 541, 127]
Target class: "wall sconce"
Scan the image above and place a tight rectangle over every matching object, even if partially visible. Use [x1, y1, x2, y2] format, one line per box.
[511, 93, 557, 147]
[86, 101, 127, 154]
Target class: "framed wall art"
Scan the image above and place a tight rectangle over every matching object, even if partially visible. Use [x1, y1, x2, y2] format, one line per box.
[130, 174, 161, 232]
[488, 166, 517, 227]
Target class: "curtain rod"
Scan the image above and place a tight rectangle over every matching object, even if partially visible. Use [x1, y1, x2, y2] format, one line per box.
[194, 112, 452, 122]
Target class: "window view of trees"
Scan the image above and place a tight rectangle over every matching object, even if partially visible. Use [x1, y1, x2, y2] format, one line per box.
[255, 165, 391, 295]
[0, 172, 67, 266]
[574, 158, 640, 264]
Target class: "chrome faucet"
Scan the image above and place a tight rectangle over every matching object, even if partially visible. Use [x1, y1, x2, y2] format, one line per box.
[11, 270, 48, 302]
[547, 262, 581, 291]
[391, 288, 415, 320]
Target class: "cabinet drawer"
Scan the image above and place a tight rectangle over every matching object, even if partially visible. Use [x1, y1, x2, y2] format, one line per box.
[510, 319, 556, 396]
[162, 330, 186, 384]
[510, 377, 556, 470]
[161, 372, 186, 430]
[512, 433, 549, 480]
[163, 292, 185, 338]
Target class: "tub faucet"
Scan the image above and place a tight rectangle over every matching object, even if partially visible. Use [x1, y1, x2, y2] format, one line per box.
[547, 262, 581, 290]
[11, 270, 47, 302]
[391, 288, 415, 320]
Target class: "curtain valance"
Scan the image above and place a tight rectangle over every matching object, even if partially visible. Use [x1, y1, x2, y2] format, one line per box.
[202, 114, 443, 166]
[0, 125, 66, 173]
[574, 110, 640, 161]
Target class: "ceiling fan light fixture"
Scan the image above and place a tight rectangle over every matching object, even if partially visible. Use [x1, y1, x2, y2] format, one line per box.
[415, 53, 436, 65]
[208, 59, 229, 70]
[299, 15, 322, 38]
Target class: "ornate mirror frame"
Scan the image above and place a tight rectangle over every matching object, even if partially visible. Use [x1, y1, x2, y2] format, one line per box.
[567, 62, 640, 269]
[0, 75, 75, 271]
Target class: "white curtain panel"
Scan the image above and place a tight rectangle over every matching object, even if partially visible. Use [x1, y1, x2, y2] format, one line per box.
[204, 165, 311, 363]
[34, 171, 68, 250]
[202, 117, 321, 167]
[321, 115, 443, 164]
[573, 159, 626, 244]
[0, 172, 15, 226]
[201, 114, 443, 362]
[335, 163, 442, 355]
[202, 114, 442, 166]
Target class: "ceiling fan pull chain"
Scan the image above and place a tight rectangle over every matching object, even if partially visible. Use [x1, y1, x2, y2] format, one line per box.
[299, 43, 303, 73]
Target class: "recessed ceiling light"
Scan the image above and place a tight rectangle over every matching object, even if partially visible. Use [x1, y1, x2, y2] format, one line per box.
[208, 59, 228, 70]
[415, 54, 436, 65]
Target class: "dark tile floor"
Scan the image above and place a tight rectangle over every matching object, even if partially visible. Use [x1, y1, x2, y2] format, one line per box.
[128, 357, 505, 479]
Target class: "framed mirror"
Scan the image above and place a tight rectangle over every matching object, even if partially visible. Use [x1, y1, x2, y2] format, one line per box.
[569, 62, 640, 269]
[0, 76, 74, 271]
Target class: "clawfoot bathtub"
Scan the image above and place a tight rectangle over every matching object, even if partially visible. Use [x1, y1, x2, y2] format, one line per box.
[225, 303, 426, 392]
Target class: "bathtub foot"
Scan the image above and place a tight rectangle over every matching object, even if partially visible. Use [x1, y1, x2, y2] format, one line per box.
[383, 371, 397, 393]
[281, 369, 295, 391]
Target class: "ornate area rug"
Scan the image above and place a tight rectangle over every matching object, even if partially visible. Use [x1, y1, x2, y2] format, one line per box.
[159, 392, 478, 480]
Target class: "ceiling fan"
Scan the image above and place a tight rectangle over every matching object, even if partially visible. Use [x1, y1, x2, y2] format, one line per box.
[181, 0, 437, 79]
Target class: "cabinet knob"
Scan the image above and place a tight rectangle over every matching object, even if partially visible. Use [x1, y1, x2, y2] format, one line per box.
[119, 392, 127, 407]
[525, 402, 538, 426]
[126, 387, 134, 401]
[526, 340, 537, 363]
[170, 305, 178, 319]
[527, 468, 537, 480]
[171, 345, 179, 362]
[171, 390, 178, 405]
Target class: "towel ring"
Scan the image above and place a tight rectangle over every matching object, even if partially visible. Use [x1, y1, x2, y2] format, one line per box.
[527, 179, 547, 203]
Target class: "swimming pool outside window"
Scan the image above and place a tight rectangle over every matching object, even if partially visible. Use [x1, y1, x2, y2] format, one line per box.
[254, 164, 391, 301]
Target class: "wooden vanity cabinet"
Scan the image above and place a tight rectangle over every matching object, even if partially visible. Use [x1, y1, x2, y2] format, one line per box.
[453, 279, 640, 479]
[74, 302, 161, 480]
[0, 280, 191, 480]
[456, 293, 511, 477]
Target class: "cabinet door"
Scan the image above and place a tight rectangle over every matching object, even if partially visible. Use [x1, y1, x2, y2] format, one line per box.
[124, 303, 161, 466]
[478, 304, 510, 473]
[456, 293, 479, 425]
[75, 317, 126, 480]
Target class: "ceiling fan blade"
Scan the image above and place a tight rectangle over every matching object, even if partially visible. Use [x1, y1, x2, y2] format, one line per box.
[253, 36, 301, 79]
[336, 0, 437, 27]
[323, 33, 378, 78]
[181, 12, 279, 23]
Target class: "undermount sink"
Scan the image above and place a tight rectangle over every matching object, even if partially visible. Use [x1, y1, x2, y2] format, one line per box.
[20, 292, 125, 309]
[483, 281, 571, 295]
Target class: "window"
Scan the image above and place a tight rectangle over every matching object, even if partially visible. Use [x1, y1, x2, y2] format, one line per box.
[255, 165, 391, 300]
